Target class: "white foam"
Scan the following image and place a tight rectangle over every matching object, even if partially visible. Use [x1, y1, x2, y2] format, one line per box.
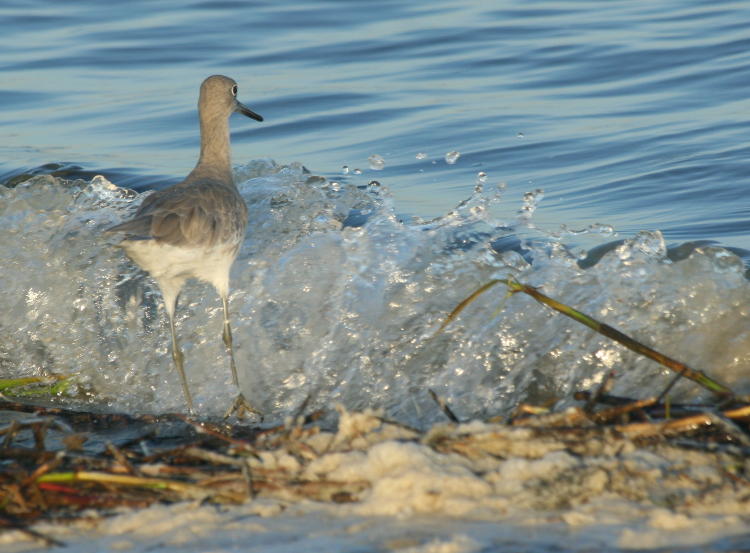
[1, 161, 749, 424]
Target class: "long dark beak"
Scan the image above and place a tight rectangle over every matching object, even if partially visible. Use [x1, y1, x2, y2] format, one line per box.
[236, 100, 263, 122]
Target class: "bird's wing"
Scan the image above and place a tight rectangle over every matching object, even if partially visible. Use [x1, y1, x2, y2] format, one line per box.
[107, 183, 247, 248]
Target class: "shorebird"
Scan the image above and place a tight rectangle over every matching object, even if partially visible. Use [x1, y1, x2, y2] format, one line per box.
[107, 75, 263, 416]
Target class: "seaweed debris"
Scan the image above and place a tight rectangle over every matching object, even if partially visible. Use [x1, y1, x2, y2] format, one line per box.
[2, 387, 749, 547]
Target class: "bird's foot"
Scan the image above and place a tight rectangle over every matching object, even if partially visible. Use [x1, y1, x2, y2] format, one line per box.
[224, 392, 263, 421]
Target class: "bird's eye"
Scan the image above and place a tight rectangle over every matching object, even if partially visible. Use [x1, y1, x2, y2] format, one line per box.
[231, 84, 238, 96]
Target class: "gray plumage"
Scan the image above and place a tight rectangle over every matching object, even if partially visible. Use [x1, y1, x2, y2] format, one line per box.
[110, 179, 248, 248]
[107, 75, 263, 416]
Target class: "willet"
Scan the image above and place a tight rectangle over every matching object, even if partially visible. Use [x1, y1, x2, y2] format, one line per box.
[107, 75, 263, 416]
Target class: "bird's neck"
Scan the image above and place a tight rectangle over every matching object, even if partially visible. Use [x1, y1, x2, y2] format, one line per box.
[189, 113, 234, 185]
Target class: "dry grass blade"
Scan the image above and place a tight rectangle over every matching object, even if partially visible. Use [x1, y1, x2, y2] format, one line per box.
[588, 397, 658, 424]
[428, 389, 460, 423]
[182, 446, 246, 466]
[437, 279, 504, 333]
[723, 404, 750, 421]
[439, 278, 734, 398]
[176, 415, 256, 451]
[36, 471, 237, 502]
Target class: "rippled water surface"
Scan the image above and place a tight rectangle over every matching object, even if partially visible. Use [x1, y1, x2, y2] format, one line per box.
[2, 2, 750, 551]
[3, 0, 750, 244]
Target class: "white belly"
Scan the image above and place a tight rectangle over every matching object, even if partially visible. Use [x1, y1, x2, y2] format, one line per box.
[121, 239, 238, 297]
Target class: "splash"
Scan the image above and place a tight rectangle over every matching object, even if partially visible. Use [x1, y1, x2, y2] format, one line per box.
[1, 161, 749, 423]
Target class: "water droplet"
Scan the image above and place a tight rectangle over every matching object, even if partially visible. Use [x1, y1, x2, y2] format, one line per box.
[444, 150, 461, 165]
[353, 168, 362, 175]
[518, 188, 545, 219]
[342, 165, 350, 174]
[525, 188, 544, 200]
[368, 154, 385, 171]
[476, 171, 487, 184]
[415, 152, 428, 160]
[589, 223, 615, 237]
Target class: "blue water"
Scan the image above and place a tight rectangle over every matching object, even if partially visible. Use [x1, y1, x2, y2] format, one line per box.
[3, 3, 750, 551]
[3, 0, 750, 247]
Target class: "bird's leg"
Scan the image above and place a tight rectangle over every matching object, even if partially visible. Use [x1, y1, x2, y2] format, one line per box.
[168, 310, 194, 415]
[162, 287, 194, 415]
[222, 295, 262, 420]
[221, 296, 240, 386]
